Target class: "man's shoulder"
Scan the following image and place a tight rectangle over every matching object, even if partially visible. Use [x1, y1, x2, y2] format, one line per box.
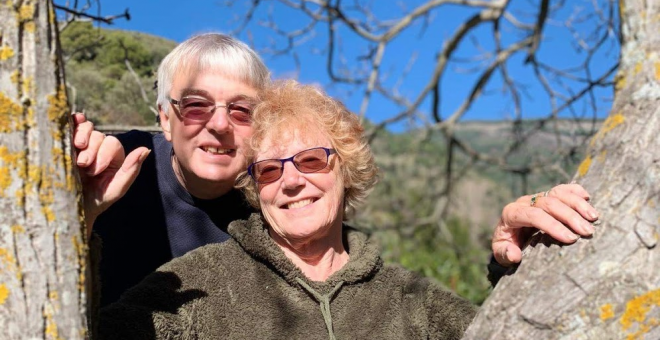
[115, 130, 164, 153]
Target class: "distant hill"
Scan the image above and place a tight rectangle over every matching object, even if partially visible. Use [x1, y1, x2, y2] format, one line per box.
[61, 21, 176, 125]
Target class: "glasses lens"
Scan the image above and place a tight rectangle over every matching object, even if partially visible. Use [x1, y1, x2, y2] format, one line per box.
[253, 160, 283, 183]
[179, 97, 213, 120]
[227, 103, 252, 125]
[294, 148, 328, 173]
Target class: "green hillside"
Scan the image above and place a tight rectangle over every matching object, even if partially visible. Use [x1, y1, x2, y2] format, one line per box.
[61, 21, 175, 126]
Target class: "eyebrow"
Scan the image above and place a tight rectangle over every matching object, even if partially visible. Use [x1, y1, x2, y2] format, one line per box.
[179, 88, 256, 103]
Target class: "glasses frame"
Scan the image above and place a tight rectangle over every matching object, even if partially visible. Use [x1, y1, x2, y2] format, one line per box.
[247, 147, 337, 184]
[168, 96, 253, 126]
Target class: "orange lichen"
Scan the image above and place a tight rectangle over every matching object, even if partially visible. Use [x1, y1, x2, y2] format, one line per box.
[620, 289, 660, 338]
[577, 155, 592, 177]
[602, 112, 625, 134]
[10, 225, 24, 233]
[655, 63, 660, 82]
[0, 45, 14, 61]
[0, 284, 9, 305]
[601, 303, 615, 321]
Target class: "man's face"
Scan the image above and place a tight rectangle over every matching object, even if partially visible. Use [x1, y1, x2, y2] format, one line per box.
[159, 71, 257, 199]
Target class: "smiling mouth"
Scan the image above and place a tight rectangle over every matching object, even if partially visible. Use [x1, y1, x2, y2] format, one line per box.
[284, 198, 316, 210]
[201, 146, 234, 155]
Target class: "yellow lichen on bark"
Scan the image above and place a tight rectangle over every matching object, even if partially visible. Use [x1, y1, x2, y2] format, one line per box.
[22, 76, 34, 97]
[44, 303, 62, 340]
[597, 150, 607, 163]
[634, 62, 643, 76]
[619, 289, 660, 339]
[614, 74, 627, 93]
[0, 45, 15, 61]
[601, 303, 615, 321]
[655, 62, 660, 82]
[47, 85, 69, 142]
[24, 21, 36, 33]
[0, 92, 24, 133]
[602, 112, 625, 134]
[10, 70, 19, 84]
[0, 284, 9, 305]
[577, 155, 592, 177]
[0, 146, 24, 196]
[72, 236, 87, 292]
[17, 3, 34, 22]
[0, 248, 19, 279]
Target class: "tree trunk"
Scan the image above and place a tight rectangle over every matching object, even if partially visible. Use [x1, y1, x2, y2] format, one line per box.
[463, 1, 660, 339]
[0, 0, 88, 339]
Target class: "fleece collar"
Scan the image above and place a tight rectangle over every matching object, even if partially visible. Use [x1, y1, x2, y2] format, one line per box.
[228, 213, 383, 292]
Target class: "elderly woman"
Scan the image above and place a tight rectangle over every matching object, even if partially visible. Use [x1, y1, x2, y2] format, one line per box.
[98, 80, 597, 339]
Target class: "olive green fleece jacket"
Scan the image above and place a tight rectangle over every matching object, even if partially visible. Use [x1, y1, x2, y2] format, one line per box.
[98, 213, 477, 339]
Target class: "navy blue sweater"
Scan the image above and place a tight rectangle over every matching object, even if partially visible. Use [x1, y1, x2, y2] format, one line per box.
[94, 131, 254, 307]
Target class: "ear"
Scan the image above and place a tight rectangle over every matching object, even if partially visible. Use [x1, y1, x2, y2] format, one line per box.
[158, 104, 172, 141]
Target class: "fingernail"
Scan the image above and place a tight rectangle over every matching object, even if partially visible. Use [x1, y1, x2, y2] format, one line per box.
[582, 221, 594, 234]
[588, 209, 599, 220]
[139, 149, 152, 163]
[566, 231, 579, 242]
[77, 154, 88, 165]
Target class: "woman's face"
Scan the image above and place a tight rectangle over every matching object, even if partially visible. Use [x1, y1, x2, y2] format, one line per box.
[256, 129, 345, 244]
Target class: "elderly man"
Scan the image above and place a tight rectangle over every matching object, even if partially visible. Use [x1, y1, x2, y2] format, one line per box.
[74, 33, 598, 307]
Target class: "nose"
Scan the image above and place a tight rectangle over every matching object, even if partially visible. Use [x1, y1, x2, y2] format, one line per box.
[280, 161, 305, 189]
[206, 107, 231, 134]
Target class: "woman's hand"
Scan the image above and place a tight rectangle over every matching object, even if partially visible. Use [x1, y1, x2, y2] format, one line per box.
[492, 183, 599, 266]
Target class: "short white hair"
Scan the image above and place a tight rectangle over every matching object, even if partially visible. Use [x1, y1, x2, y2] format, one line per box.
[157, 33, 270, 115]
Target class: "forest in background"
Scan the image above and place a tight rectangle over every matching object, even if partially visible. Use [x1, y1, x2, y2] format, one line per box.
[61, 22, 593, 304]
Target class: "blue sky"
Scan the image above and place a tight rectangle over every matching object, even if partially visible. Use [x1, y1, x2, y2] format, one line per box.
[61, 0, 619, 130]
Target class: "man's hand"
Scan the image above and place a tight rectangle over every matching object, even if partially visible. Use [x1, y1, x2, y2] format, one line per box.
[492, 183, 599, 266]
[73, 113, 150, 236]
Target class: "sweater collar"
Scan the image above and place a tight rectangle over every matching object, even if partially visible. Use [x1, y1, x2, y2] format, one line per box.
[228, 213, 383, 290]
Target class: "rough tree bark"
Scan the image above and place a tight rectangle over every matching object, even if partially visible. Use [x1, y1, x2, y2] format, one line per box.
[463, 1, 660, 339]
[0, 0, 88, 339]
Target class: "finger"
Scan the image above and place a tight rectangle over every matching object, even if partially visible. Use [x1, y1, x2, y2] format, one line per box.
[72, 114, 93, 148]
[77, 131, 105, 168]
[535, 196, 595, 236]
[548, 183, 590, 200]
[492, 242, 523, 266]
[547, 185, 599, 221]
[104, 147, 151, 203]
[500, 203, 580, 244]
[86, 136, 124, 176]
[72, 112, 88, 125]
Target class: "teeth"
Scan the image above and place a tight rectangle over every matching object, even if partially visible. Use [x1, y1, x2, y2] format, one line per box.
[203, 146, 231, 155]
[287, 198, 314, 209]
